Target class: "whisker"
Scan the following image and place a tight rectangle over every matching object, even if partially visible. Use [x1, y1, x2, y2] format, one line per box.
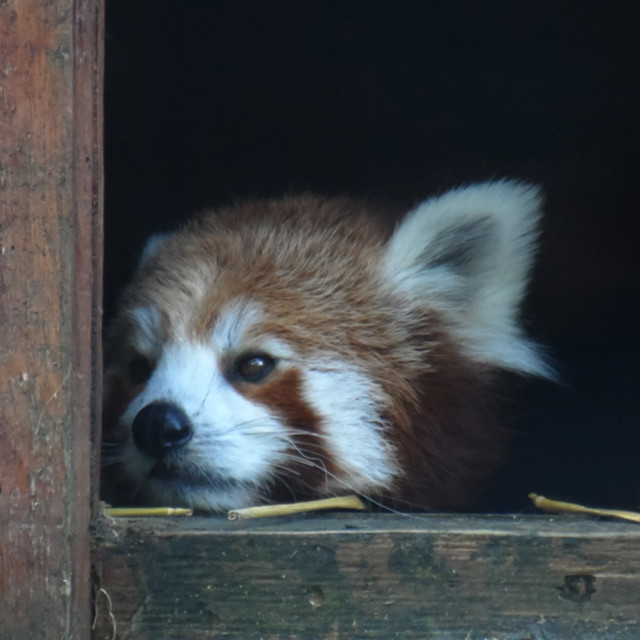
[268, 437, 429, 516]
[101, 407, 424, 517]
[193, 366, 219, 417]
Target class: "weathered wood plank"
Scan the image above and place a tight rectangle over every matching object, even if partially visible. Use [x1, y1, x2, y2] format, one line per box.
[0, 1, 103, 638]
[94, 513, 640, 639]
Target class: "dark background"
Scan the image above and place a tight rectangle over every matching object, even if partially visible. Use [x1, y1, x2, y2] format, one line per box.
[105, 0, 640, 511]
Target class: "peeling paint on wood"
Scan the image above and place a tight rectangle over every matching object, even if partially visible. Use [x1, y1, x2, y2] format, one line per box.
[0, 1, 103, 638]
[94, 513, 640, 639]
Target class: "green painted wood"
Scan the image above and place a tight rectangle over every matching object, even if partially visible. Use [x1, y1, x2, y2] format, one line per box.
[93, 513, 640, 639]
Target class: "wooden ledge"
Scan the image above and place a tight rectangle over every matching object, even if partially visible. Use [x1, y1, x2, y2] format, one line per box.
[93, 513, 640, 639]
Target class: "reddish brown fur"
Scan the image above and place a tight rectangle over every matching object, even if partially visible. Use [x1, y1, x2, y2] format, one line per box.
[384, 342, 507, 510]
[103, 193, 519, 510]
[242, 368, 337, 502]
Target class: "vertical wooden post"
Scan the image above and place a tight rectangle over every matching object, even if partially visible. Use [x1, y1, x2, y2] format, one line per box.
[0, 1, 103, 638]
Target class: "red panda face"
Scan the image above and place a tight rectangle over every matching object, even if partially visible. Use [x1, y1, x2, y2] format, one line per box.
[102, 183, 551, 511]
[104, 298, 401, 511]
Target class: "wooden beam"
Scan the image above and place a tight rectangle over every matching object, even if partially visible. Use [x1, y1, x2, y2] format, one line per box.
[0, 1, 103, 638]
[94, 513, 640, 639]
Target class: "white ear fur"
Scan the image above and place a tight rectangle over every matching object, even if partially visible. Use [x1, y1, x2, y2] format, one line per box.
[382, 179, 552, 377]
[139, 232, 174, 267]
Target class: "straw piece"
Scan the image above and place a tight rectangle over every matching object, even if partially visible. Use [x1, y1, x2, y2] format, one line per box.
[228, 495, 367, 520]
[529, 493, 640, 524]
[104, 507, 193, 517]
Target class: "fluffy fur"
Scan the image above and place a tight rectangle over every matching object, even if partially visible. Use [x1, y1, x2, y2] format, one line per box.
[102, 180, 550, 511]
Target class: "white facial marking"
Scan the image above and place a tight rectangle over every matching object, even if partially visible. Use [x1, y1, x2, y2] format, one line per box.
[210, 297, 295, 361]
[117, 299, 398, 509]
[211, 299, 264, 353]
[130, 306, 163, 356]
[118, 341, 290, 510]
[301, 360, 399, 494]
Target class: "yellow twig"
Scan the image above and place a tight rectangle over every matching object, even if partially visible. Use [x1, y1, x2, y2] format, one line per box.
[228, 495, 367, 520]
[104, 507, 193, 517]
[529, 493, 640, 524]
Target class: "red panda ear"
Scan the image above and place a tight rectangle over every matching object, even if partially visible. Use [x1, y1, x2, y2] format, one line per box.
[382, 179, 553, 378]
[139, 232, 175, 267]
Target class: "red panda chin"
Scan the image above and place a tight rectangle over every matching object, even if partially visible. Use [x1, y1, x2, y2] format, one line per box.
[102, 181, 551, 512]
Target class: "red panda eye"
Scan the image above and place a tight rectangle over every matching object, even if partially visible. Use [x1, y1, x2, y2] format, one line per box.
[233, 353, 276, 383]
[128, 354, 153, 385]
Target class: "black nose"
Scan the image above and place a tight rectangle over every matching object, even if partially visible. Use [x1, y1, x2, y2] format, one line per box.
[131, 401, 193, 460]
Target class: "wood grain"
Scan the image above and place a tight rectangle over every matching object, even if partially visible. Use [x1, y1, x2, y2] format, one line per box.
[94, 513, 640, 639]
[0, 1, 103, 638]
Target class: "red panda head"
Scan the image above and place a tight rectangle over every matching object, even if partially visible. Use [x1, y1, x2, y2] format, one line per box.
[102, 180, 551, 511]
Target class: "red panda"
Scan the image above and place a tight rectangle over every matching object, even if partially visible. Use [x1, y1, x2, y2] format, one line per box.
[101, 180, 551, 511]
